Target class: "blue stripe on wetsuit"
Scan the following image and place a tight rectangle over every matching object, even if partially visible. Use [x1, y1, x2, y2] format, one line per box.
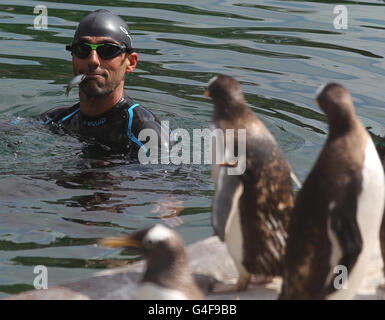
[127, 103, 148, 153]
[41, 107, 80, 125]
[58, 108, 80, 124]
[42, 118, 53, 125]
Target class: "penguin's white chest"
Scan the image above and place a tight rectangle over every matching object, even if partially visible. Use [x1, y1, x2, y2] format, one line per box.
[137, 283, 188, 300]
[223, 181, 248, 277]
[327, 139, 385, 299]
[356, 139, 385, 250]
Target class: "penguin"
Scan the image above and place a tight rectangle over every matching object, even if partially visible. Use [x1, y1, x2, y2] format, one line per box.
[279, 83, 385, 300]
[376, 137, 385, 168]
[204, 74, 295, 292]
[99, 224, 204, 300]
[376, 138, 385, 288]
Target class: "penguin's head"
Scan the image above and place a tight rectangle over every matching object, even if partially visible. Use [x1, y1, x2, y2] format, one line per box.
[315, 83, 355, 122]
[99, 224, 186, 262]
[204, 75, 247, 114]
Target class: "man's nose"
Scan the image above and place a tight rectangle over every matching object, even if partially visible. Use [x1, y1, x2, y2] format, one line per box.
[87, 49, 101, 68]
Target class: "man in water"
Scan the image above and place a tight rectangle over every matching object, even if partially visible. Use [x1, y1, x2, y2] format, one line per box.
[38, 9, 168, 156]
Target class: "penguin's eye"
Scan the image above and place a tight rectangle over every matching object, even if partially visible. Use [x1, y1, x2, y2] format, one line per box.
[143, 239, 155, 249]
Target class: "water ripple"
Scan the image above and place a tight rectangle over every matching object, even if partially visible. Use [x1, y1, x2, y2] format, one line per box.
[0, 0, 384, 297]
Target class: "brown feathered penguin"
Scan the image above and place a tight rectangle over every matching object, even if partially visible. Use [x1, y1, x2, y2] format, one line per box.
[205, 74, 295, 292]
[100, 224, 204, 299]
[280, 83, 385, 299]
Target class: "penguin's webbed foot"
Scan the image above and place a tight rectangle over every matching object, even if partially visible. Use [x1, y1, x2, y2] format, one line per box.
[378, 282, 385, 291]
[211, 276, 250, 293]
[250, 274, 274, 285]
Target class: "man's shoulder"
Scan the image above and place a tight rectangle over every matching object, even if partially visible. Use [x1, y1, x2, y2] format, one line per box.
[131, 104, 158, 123]
[122, 96, 159, 127]
[123, 97, 164, 139]
[37, 104, 79, 123]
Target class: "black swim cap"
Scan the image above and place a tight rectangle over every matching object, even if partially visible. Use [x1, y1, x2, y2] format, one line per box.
[72, 9, 133, 50]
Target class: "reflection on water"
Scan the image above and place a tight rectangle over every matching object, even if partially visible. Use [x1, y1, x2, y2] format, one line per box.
[0, 0, 384, 297]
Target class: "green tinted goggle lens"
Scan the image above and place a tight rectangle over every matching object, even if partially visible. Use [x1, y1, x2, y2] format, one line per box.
[66, 42, 128, 59]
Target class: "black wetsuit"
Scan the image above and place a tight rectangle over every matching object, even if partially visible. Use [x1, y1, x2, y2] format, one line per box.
[37, 95, 168, 157]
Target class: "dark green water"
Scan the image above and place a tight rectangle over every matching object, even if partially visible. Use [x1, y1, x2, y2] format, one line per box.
[0, 0, 384, 297]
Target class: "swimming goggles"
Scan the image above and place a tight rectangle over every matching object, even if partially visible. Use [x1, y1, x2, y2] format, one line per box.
[66, 42, 133, 60]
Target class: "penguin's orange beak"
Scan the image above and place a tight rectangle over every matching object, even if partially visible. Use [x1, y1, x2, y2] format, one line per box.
[98, 235, 141, 248]
[204, 89, 210, 97]
[219, 161, 238, 167]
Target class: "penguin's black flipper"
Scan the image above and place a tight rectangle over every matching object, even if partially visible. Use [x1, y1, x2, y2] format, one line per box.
[325, 178, 363, 295]
[212, 168, 242, 241]
[375, 137, 385, 167]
